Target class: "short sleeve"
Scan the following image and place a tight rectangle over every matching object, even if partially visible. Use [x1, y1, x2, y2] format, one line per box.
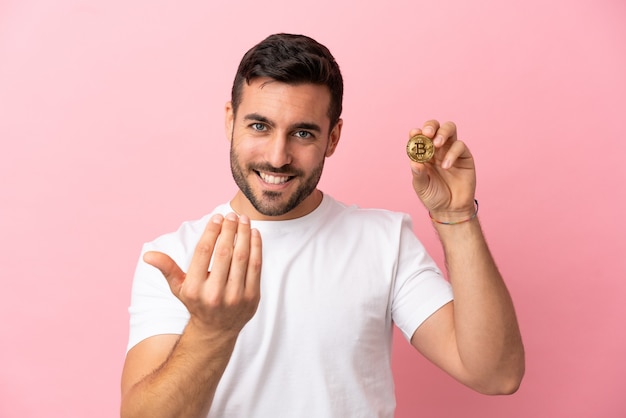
[391, 216, 454, 341]
[126, 241, 191, 352]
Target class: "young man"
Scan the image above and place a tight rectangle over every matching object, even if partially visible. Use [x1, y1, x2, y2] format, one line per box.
[121, 33, 524, 418]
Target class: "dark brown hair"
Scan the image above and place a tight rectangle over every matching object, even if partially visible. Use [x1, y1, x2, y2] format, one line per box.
[231, 33, 343, 128]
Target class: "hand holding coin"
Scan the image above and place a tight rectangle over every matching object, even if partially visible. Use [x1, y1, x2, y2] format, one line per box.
[407, 121, 477, 220]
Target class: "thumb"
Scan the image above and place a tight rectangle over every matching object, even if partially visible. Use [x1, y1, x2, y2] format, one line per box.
[410, 161, 430, 197]
[143, 251, 186, 295]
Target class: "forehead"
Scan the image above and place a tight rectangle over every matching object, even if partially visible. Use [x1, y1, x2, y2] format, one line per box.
[238, 77, 332, 126]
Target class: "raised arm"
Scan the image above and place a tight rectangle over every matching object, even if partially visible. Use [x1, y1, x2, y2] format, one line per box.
[120, 213, 262, 418]
[408, 121, 525, 394]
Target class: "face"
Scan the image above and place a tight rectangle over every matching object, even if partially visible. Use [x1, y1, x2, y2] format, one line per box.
[226, 77, 342, 220]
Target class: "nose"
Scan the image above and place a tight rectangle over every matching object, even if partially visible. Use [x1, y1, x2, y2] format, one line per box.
[265, 134, 292, 168]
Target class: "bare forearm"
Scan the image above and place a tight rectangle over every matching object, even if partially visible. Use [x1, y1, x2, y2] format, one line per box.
[121, 323, 237, 418]
[436, 218, 524, 393]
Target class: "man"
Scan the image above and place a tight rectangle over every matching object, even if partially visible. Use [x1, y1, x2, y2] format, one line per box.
[120, 33, 524, 418]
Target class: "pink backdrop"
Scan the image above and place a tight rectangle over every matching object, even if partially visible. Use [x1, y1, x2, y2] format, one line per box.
[1, 1, 625, 417]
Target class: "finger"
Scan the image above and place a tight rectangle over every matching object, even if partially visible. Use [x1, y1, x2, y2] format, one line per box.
[420, 120, 441, 139]
[143, 251, 186, 295]
[441, 139, 471, 169]
[186, 214, 224, 286]
[224, 214, 252, 299]
[245, 228, 263, 301]
[432, 121, 457, 148]
[408, 127, 422, 138]
[206, 212, 239, 295]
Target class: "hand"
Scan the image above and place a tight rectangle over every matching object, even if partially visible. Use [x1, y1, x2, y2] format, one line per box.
[409, 120, 477, 221]
[143, 213, 262, 338]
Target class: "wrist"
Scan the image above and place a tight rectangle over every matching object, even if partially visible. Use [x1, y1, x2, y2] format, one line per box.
[429, 200, 479, 225]
[185, 317, 240, 349]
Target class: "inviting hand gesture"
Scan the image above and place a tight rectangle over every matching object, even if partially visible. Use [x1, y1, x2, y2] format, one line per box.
[143, 213, 263, 338]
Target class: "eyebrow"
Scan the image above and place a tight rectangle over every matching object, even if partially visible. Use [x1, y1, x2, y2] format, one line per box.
[243, 113, 322, 133]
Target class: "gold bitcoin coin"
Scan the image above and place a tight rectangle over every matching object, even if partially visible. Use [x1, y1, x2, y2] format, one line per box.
[406, 134, 434, 163]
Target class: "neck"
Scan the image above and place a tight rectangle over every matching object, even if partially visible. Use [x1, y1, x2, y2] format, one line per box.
[230, 189, 323, 221]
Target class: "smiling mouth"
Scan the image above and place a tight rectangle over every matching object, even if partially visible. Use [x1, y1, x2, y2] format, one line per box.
[257, 171, 293, 185]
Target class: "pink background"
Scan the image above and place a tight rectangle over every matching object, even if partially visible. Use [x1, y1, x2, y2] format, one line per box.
[1, 0, 625, 417]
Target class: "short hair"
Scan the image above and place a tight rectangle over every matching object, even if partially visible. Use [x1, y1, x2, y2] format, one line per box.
[231, 33, 343, 128]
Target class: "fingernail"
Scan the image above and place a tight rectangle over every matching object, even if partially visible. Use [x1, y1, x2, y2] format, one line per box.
[239, 214, 250, 224]
[225, 212, 238, 221]
[423, 126, 434, 136]
[211, 214, 224, 224]
[434, 135, 444, 146]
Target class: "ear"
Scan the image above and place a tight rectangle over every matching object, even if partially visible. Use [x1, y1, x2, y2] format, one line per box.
[225, 101, 234, 142]
[325, 118, 343, 157]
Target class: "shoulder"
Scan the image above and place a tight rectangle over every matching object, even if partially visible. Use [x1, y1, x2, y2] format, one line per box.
[325, 195, 412, 228]
[322, 195, 415, 241]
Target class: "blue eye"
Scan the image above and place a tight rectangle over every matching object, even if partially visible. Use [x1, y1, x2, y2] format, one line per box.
[251, 123, 266, 131]
[294, 130, 313, 139]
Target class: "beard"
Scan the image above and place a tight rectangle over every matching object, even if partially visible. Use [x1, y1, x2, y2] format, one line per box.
[230, 145, 324, 217]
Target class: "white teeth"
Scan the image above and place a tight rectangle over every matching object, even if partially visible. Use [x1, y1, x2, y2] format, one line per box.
[260, 172, 289, 184]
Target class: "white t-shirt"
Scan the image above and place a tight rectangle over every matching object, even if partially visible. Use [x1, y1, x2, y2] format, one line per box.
[127, 194, 453, 418]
